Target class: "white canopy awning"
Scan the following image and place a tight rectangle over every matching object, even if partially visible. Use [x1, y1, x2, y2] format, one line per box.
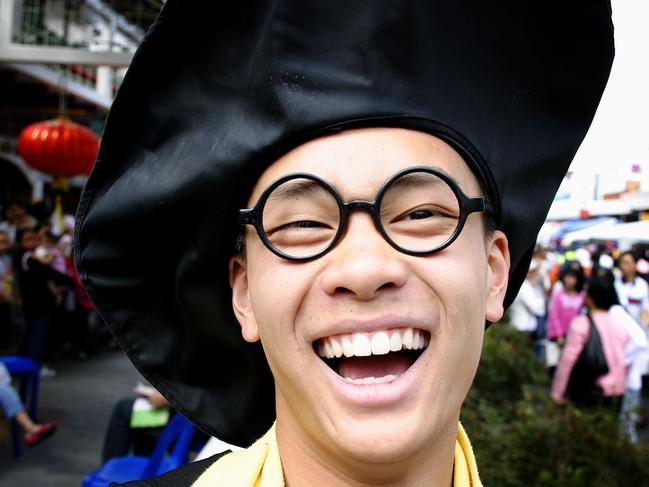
[547, 199, 632, 221]
[561, 219, 649, 248]
[561, 218, 620, 245]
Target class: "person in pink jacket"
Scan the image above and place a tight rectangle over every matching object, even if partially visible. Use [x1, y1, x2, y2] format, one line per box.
[551, 268, 630, 408]
[547, 265, 586, 346]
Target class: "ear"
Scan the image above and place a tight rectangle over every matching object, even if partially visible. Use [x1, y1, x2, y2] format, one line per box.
[485, 230, 510, 323]
[229, 256, 260, 343]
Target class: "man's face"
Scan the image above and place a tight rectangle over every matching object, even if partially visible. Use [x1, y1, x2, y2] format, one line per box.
[8, 204, 26, 222]
[4, 204, 17, 223]
[230, 128, 509, 465]
[20, 231, 39, 251]
[620, 254, 636, 277]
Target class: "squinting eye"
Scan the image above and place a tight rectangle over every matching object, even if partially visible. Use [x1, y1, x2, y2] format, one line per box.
[274, 220, 329, 232]
[288, 220, 324, 229]
[398, 207, 453, 222]
[407, 209, 437, 220]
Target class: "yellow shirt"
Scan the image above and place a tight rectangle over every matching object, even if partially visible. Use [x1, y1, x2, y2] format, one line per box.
[192, 422, 482, 486]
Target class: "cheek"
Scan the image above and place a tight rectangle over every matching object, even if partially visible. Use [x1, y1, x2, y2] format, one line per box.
[246, 244, 314, 343]
[430, 230, 488, 325]
[420, 225, 487, 374]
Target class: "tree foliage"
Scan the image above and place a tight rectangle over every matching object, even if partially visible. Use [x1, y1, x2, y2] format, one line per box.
[461, 324, 649, 486]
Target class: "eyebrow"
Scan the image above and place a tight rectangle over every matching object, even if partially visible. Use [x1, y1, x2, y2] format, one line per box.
[385, 172, 451, 196]
[266, 179, 331, 202]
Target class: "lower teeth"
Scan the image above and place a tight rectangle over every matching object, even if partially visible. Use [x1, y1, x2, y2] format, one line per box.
[343, 374, 399, 385]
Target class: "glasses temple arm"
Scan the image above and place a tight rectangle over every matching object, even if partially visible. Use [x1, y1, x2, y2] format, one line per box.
[238, 208, 256, 225]
[465, 197, 494, 215]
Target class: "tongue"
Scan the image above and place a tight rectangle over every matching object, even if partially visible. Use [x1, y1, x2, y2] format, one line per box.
[338, 351, 414, 380]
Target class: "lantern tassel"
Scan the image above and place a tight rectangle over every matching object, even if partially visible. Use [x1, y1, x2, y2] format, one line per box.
[54, 194, 64, 237]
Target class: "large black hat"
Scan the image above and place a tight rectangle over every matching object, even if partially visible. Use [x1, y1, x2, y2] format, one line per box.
[74, 0, 614, 445]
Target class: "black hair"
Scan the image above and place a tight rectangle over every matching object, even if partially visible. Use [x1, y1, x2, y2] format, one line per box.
[14, 227, 37, 245]
[235, 231, 246, 259]
[586, 268, 619, 311]
[619, 251, 638, 263]
[559, 260, 583, 282]
[475, 176, 497, 237]
[562, 266, 585, 292]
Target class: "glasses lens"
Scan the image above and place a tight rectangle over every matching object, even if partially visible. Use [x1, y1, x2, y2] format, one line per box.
[261, 177, 340, 258]
[380, 171, 461, 253]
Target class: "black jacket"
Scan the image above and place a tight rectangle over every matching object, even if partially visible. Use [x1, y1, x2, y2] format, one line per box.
[113, 452, 226, 486]
[12, 250, 72, 316]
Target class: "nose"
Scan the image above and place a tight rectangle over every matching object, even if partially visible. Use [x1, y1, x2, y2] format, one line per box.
[319, 212, 408, 299]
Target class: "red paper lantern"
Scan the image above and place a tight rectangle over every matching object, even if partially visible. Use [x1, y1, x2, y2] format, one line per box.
[17, 118, 100, 178]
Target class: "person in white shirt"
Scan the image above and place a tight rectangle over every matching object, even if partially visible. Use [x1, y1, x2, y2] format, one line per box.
[614, 251, 649, 327]
[510, 260, 546, 337]
[613, 251, 649, 443]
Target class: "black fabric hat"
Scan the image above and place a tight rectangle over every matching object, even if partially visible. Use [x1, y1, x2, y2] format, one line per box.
[74, 0, 614, 445]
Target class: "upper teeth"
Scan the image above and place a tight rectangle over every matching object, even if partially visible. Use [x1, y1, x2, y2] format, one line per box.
[316, 327, 429, 359]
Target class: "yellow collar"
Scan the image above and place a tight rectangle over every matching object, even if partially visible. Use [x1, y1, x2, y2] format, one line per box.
[192, 422, 481, 486]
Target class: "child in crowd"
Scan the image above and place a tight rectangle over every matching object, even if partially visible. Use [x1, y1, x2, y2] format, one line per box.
[32, 231, 68, 309]
[34, 231, 67, 276]
[547, 263, 586, 347]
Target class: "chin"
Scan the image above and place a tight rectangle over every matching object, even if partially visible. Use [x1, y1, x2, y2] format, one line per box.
[324, 411, 443, 465]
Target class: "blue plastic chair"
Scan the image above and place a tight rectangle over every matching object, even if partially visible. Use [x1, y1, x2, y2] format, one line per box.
[0, 355, 40, 458]
[81, 413, 195, 487]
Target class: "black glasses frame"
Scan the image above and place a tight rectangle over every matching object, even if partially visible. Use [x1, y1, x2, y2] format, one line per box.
[238, 166, 493, 261]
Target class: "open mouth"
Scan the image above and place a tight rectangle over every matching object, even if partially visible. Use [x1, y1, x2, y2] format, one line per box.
[314, 328, 430, 385]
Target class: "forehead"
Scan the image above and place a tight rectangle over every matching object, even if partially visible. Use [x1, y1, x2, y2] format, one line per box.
[249, 127, 481, 204]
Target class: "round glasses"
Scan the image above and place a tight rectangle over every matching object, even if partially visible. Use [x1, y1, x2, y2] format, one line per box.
[238, 166, 492, 261]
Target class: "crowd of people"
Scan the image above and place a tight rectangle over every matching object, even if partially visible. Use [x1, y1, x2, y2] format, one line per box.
[0, 199, 111, 449]
[0, 200, 226, 461]
[0, 201, 105, 368]
[510, 241, 649, 443]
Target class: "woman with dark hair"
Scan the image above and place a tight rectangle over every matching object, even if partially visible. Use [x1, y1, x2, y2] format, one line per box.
[547, 263, 585, 347]
[551, 269, 631, 407]
[12, 228, 72, 369]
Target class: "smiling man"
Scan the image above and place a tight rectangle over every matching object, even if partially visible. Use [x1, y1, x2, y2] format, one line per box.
[75, 1, 614, 485]
[227, 128, 509, 485]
